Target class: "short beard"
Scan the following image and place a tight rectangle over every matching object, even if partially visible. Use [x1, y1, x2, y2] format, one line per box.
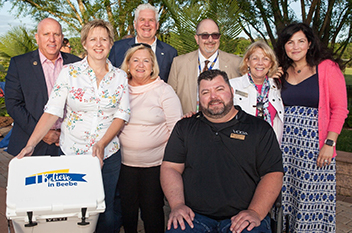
[201, 98, 233, 119]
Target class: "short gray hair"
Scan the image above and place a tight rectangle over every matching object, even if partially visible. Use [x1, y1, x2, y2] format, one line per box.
[134, 3, 159, 22]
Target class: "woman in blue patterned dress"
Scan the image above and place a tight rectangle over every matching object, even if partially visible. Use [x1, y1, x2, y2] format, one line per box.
[275, 23, 349, 232]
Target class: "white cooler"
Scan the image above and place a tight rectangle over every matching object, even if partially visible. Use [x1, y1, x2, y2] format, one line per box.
[6, 155, 105, 233]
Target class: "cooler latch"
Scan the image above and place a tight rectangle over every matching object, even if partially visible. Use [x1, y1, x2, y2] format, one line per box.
[25, 211, 38, 227]
[77, 207, 90, 226]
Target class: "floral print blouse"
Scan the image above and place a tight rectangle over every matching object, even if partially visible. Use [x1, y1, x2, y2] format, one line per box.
[44, 58, 130, 159]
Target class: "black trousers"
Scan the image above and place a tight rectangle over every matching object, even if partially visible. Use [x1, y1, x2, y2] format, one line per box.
[118, 164, 165, 233]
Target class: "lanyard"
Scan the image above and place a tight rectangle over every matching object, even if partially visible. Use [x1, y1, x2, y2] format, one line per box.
[198, 52, 219, 73]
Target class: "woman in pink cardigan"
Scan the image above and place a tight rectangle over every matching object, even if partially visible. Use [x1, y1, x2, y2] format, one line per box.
[276, 23, 348, 232]
[119, 44, 183, 233]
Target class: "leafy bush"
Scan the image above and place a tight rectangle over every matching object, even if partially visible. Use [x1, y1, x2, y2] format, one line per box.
[337, 129, 352, 152]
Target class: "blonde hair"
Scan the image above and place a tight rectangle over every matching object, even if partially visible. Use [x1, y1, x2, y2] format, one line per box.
[239, 41, 278, 77]
[81, 19, 114, 47]
[121, 44, 159, 80]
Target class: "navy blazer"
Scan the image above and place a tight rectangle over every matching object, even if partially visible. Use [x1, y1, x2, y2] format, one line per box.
[108, 37, 177, 82]
[5, 49, 81, 156]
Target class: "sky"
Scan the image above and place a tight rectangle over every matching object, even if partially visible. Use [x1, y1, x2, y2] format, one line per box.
[0, 2, 37, 36]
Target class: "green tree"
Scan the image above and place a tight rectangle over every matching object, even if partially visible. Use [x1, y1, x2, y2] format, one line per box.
[161, 0, 242, 55]
[0, 26, 36, 115]
[236, 0, 352, 66]
[0, 0, 170, 41]
[68, 37, 85, 58]
[0, 26, 37, 81]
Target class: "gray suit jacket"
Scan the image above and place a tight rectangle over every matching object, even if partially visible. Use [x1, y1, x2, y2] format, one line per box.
[168, 50, 242, 114]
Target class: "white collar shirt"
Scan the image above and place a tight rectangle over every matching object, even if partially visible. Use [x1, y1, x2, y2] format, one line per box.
[198, 49, 220, 76]
[135, 36, 157, 53]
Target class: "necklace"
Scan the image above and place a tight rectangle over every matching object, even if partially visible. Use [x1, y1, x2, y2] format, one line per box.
[294, 64, 308, 74]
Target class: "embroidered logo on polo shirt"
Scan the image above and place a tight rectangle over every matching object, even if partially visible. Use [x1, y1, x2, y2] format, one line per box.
[230, 130, 248, 140]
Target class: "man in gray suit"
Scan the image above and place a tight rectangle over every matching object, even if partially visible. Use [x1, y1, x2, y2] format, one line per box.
[168, 18, 242, 114]
[5, 18, 81, 156]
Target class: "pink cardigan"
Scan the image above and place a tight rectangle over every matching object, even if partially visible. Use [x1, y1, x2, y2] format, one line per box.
[318, 59, 349, 157]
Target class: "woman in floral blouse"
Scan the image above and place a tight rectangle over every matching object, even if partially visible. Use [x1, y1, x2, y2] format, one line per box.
[16, 19, 130, 233]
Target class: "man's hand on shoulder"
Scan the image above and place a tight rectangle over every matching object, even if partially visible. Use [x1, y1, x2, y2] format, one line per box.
[182, 111, 196, 119]
[167, 203, 195, 231]
[42, 129, 60, 145]
[230, 209, 261, 233]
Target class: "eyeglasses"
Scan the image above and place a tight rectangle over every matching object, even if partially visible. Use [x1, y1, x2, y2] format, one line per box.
[197, 33, 221, 40]
[131, 43, 152, 49]
[256, 102, 264, 119]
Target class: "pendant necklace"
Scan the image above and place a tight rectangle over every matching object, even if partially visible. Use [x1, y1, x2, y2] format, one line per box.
[295, 64, 307, 74]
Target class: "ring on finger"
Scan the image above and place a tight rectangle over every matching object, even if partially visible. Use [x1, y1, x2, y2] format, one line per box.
[324, 159, 328, 163]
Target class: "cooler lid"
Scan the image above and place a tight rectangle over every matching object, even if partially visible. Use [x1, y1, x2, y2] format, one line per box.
[6, 155, 105, 217]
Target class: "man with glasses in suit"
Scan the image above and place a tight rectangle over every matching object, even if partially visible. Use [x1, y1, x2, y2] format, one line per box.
[168, 18, 242, 114]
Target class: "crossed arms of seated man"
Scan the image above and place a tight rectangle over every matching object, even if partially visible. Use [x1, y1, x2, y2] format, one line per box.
[160, 162, 283, 233]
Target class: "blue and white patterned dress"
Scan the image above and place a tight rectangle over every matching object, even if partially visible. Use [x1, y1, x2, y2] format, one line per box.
[281, 73, 336, 233]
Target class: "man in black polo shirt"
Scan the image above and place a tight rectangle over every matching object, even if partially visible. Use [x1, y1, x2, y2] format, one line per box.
[160, 69, 284, 233]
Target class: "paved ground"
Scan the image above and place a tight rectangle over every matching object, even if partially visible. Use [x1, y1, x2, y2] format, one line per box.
[0, 125, 351, 233]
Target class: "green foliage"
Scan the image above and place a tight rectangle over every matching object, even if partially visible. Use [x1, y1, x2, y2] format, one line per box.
[0, 64, 7, 82]
[229, 38, 251, 56]
[0, 26, 37, 59]
[345, 83, 352, 128]
[235, 0, 352, 62]
[344, 68, 352, 85]
[0, 97, 7, 116]
[161, 0, 241, 55]
[1, 0, 168, 41]
[0, 26, 37, 82]
[68, 37, 85, 58]
[337, 129, 352, 152]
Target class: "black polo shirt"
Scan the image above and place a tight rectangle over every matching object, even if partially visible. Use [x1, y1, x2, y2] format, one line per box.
[164, 106, 284, 220]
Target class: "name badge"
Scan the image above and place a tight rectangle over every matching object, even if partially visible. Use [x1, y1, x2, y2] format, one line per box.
[235, 90, 248, 98]
[230, 133, 245, 140]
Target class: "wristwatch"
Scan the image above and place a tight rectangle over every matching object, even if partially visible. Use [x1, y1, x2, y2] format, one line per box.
[324, 139, 336, 147]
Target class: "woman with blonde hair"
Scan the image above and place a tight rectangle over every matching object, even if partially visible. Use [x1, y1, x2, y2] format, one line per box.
[16, 19, 130, 232]
[119, 43, 183, 233]
[230, 41, 284, 141]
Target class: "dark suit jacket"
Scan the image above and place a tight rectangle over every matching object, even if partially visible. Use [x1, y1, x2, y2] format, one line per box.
[108, 37, 177, 82]
[5, 49, 81, 156]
